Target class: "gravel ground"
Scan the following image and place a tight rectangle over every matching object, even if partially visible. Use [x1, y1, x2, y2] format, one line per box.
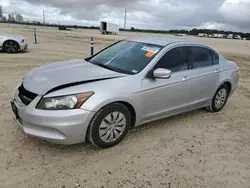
[0, 23, 250, 188]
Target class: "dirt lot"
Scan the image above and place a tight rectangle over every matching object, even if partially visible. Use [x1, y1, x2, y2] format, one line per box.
[0, 23, 250, 188]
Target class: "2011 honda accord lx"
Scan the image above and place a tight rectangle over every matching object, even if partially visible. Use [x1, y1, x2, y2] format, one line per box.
[10, 37, 239, 148]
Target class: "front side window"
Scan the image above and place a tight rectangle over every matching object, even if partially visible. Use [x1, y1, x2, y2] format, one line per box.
[155, 46, 189, 72]
[88, 40, 163, 75]
[191, 47, 213, 68]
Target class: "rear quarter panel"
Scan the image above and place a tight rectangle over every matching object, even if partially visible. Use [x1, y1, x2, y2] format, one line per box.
[218, 56, 239, 95]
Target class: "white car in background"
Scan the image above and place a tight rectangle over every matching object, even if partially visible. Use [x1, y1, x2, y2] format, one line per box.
[0, 33, 28, 53]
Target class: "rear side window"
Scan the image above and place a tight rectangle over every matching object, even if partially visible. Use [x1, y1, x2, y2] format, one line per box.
[211, 51, 219, 65]
[155, 46, 189, 72]
[191, 47, 213, 68]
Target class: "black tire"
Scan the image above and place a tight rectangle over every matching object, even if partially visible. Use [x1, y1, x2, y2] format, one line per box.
[87, 103, 131, 148]
[207, 84, 229, 112]
[3, 40, 19, 53]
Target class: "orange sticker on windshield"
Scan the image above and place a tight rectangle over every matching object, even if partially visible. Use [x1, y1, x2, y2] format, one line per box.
[145, 51, 154, 57]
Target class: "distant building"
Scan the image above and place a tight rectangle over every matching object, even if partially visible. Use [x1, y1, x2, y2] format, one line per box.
[8, 13, 15, 21]
[227, 34, 233, 39]
[175, 33, 187, 36]
[234, 35, 242, 40]
[1, 16, 7, 21]
[6, 12, 24, 22]
[213, 34, 225, 38]
[15, 14, 23, 23]
[32, 20, 41, 25]
[0, 5, 2, 18]
[198, 33, 207, 37]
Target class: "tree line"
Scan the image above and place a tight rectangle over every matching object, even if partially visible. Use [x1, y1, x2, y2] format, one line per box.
[127, 27, 250, 38]
[1, 20, 249, 38]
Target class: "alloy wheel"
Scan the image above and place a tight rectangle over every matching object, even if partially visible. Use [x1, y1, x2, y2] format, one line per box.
[4, 41, 18, 53]
[215, 88, 227, 109]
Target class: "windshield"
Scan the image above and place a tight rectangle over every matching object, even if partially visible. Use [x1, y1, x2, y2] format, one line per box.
[88, 40, 163, 75]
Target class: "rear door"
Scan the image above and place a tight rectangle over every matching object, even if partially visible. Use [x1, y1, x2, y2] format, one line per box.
[187, 46, 221, 108]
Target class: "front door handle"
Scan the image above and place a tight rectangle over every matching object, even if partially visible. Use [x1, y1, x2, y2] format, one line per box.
[214, 69, 219, 73]
[182, 76, 187, 81]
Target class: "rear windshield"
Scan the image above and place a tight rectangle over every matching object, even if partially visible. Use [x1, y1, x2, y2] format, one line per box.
[89, 40, 163, 74]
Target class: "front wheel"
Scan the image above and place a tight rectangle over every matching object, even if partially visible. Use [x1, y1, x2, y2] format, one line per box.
[87, 103, 131, 148]
[3, 40, 19, 53]
[207, 84, 229, 112]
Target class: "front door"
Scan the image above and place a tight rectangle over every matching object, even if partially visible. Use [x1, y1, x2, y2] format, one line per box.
[139, 46, 192, 123]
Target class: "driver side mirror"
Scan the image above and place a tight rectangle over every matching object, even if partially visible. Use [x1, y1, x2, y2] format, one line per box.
[153, 68, 171, 79]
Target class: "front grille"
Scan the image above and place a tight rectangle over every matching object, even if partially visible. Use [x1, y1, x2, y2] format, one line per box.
[18, 84, 38, 105]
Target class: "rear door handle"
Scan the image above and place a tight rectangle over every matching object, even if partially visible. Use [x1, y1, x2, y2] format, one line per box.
[214, 69, 219, 73]
[182, 76, 187, 81]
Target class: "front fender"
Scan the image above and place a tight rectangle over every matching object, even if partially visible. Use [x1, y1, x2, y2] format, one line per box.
[81, 96, 140, 125]
[82, 95, 136, 112]
[3, 36, 24, 46]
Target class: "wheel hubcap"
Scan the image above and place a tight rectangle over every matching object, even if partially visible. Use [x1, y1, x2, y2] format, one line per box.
[99, 112, 126, 143]
[215, 88, 227, 109]
[5, 41, 18, 52]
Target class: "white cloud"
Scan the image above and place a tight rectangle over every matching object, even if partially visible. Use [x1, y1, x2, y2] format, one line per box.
[0, 0, 11, 7]
[200, 22, 226, 30]
[220, 0, 250, 21]
[1, 0, 250, 32]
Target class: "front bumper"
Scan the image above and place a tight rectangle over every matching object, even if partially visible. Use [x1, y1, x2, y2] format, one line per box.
[19, 42, 28, 51]
[11, 87, 95, 145]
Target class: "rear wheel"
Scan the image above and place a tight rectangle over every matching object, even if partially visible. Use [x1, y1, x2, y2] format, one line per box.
[3, 40, 19, 53]
[207, 84, 229, 112]
[87, 103, 131, 148]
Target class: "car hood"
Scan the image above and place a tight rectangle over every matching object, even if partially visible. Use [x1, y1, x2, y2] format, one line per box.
[0, 34, 26, 40]
[23, 59, 126, 95]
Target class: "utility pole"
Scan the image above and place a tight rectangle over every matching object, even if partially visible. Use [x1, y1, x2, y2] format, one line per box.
[43, 10, 45, 25]
[14, 10, 17, 21]
[124, 9, 127, 31]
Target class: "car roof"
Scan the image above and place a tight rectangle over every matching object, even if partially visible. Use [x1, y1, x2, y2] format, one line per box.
[126, 37, 201, 47]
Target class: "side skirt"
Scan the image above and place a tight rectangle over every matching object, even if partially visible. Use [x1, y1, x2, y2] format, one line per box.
[138, 100, 210, 126]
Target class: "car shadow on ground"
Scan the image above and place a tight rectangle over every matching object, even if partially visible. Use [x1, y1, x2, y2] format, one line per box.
[0, 50, 30, 54]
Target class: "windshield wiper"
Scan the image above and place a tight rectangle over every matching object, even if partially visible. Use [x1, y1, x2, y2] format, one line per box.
[89, 60, 132, 75]
[94, 63, 118, 72]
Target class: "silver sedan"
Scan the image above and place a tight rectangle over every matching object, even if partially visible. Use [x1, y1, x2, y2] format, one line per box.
[10, 37, 239, 148]
[0, 33, 28, 53]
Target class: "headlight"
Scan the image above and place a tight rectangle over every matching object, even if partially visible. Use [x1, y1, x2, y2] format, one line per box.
[37, 92, 94, 110]
[21, 39, 26, 43]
